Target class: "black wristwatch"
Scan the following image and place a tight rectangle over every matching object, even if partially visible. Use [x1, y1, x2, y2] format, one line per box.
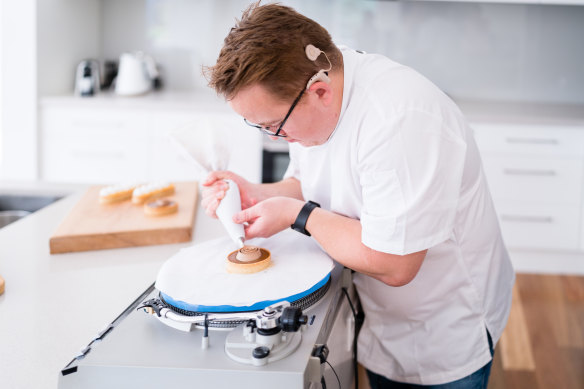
[291, 201, 320, 236]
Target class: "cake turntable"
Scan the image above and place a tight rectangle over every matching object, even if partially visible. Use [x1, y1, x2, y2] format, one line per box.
[57, 231, 360, 389]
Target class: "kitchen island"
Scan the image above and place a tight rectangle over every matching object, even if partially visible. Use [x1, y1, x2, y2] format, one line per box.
[0, 189, 225, 389]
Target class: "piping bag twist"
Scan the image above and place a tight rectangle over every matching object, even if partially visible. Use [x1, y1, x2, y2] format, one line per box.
[167, 126, 245, 248]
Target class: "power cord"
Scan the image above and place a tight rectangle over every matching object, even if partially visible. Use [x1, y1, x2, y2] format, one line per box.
[325, 360, 341, 389]
[317, 273, 364, 389]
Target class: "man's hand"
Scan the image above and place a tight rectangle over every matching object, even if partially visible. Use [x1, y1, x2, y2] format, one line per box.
[233, 197, 304, 240]
[201, 171, 261, 218]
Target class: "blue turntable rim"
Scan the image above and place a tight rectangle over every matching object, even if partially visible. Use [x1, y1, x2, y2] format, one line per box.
[160, 272, 331, 313]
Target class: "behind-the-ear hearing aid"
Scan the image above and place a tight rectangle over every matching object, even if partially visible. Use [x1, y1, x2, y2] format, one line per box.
[305, 44, 332, 89]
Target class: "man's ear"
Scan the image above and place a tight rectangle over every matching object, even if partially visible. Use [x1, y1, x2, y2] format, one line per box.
[308, 81, 333, 106]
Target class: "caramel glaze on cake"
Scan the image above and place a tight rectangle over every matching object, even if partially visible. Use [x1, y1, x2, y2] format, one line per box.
[226, 246, 271, 274]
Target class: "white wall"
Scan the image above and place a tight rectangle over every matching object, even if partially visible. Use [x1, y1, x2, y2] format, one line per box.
[0, 0, 37, 181]
[0, 0, 102, 181]
[2, 0, 582, 182]
[0, 1, 3, 166]
[37, 0, 101, 97]
[100, 0, 584, 104]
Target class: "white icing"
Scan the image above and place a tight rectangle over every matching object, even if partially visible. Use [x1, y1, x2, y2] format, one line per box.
[133, 181, 171, 196]
[99, 183, 138, 197]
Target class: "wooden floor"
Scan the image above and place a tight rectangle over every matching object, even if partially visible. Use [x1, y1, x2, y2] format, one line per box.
[489, 273, 584, 389]
[356, 273, 584, 389]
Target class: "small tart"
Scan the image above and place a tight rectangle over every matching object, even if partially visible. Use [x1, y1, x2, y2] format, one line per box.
[226, 247, 271, 274]
[144, 199, 178, 217]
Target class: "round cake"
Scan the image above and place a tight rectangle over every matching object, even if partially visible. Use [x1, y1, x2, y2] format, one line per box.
[226, 246, 271, 274]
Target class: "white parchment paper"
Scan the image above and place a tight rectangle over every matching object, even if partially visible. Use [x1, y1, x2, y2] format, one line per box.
[155, 229, 334, 307]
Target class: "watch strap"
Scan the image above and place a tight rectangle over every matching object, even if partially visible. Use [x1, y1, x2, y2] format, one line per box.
[291, 201, 320, 236]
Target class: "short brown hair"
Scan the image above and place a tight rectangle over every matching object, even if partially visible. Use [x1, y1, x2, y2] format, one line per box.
[205, 2, 341, 102]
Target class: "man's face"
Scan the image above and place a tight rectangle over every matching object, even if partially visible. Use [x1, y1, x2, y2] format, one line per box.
[229, 84, 330, 147]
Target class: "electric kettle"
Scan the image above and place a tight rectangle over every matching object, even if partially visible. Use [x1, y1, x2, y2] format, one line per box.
[115, 52, 159, 96]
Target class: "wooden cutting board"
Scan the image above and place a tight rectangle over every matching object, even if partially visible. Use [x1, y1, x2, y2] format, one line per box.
[49, 181, 198, 254]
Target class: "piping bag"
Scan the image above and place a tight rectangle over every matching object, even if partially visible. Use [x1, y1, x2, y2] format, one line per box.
[167, 125, 245, 248]
[214, 179, 245, 248]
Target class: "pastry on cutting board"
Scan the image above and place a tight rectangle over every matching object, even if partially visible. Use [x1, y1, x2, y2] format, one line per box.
[98, 183, 138, 204]
[132, 182, 175, 205]
[226, 246, 271, 274]
[144, 198, 178, 216]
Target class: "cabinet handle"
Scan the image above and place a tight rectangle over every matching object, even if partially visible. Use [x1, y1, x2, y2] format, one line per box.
[501, 215, 553, 223]
[503, 168, 556, 176]
[505, 137, 558, 145]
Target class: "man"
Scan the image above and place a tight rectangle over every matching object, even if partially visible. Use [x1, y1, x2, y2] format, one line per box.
[202, 2, 514, 388]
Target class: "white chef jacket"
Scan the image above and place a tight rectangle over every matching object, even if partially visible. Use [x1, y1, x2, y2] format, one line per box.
[284, 47, 515, 385]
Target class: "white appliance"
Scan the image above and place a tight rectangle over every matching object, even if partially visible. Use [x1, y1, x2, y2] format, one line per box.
[74, 60, 100, 97]
[114, 52, 159, 96]
[57, 265, 359, 389]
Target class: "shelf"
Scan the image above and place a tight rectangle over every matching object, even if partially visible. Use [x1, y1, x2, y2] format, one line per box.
[40, 90, 232, 114]
[455, 99, 584, 126]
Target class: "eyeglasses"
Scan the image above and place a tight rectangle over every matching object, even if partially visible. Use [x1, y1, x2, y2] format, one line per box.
[243, 89, 305, 138]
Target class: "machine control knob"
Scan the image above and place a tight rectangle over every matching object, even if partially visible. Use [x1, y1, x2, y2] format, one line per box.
[252, 346, 270, 359]
[278, 307, 308, 332]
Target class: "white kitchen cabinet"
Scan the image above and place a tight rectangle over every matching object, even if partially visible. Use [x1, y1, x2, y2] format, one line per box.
[472, 124, 584, 157]
[472, 123, 584, 252]
[480, 155, 583, 205]
[39, 93, 263, 185]
[41, 107, 152, 183]
[494, 203, 581, 250]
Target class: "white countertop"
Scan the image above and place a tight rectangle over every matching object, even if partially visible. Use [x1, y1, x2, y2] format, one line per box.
[0, 189, 226, 389]
[456, 99, 584, 126]
[40, 90, 232, 114]
[0, 180, 86, 198]
[258, 99, 584, 153]
[40, 91, 584, 127]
